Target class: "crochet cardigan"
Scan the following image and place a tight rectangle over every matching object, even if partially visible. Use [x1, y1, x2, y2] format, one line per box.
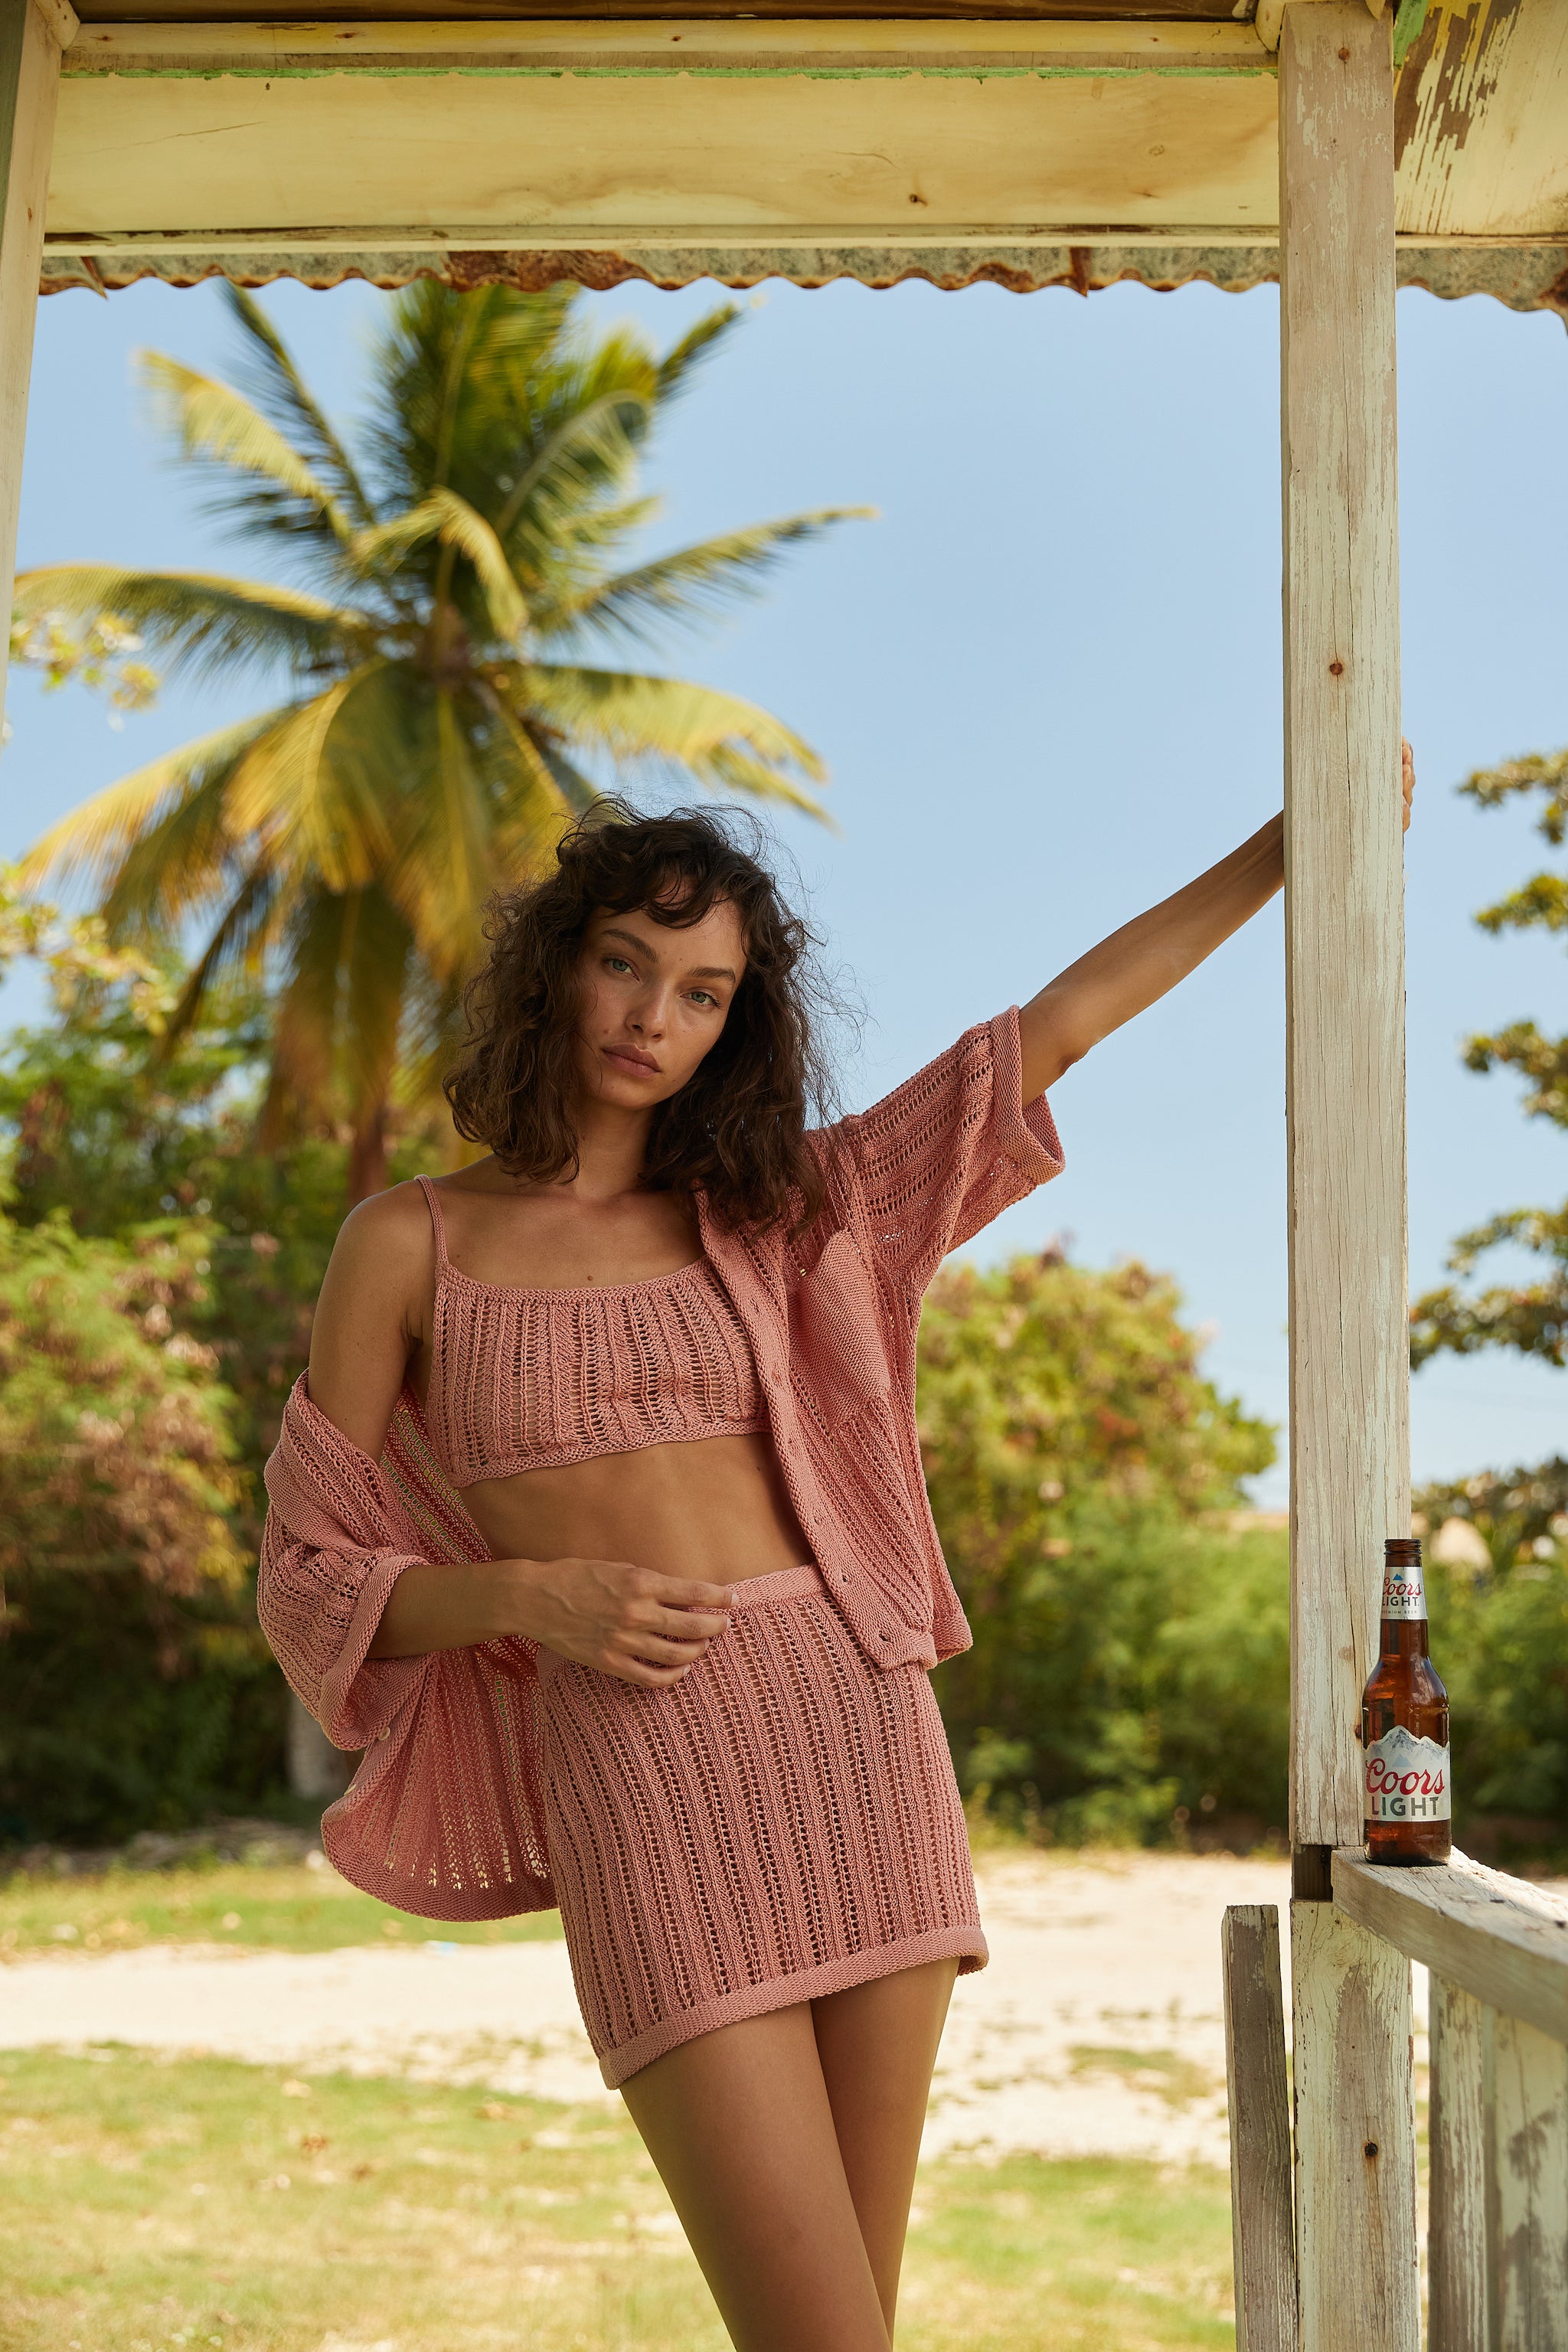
[257, 1006, 1064, 1919]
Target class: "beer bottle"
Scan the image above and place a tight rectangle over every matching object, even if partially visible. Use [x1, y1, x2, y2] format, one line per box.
[1361, 1537, 1451, 1865]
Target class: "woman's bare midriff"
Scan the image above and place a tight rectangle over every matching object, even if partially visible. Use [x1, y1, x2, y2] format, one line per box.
[457, 1429, 813, 1586]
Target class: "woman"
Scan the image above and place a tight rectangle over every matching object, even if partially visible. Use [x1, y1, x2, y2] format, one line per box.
[262, 756, 1413, 2352]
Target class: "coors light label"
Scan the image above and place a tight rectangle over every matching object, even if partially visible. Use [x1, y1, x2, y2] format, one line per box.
[1380, 1557, 1427, 1622]
[1364, 1723, 1452, 1824]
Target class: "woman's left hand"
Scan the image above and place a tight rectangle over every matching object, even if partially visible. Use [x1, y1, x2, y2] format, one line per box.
[1401, 737, 1416, 833]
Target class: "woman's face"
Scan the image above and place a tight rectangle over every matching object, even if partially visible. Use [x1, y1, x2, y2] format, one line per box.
[574, 900, 748, 1112]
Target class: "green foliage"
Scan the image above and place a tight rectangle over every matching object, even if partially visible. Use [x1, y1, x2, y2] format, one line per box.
[1412, 750, 1568, 1369]
[917, 1250, 1284, 1842]
[0, 1210, 277, 1845]
[0, 890, 437, 1844]
[17, 283, 864, 1194]
[1415, 1459, 1568, 1851]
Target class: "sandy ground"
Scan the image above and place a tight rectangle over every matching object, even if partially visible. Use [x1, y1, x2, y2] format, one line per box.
[0, 1851, 1404, 2166]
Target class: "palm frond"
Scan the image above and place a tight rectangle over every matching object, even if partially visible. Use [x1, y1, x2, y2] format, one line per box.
[493, 387, 650, 542]
[159, 858, 288, 1047]
[565, 508, 874, 647]
[653, 303, 744, 405]
[381, 689, 496, 978]
[219, 285, 377, 529]
[353, 489, 526, 642]
[139, 351, 352, 542]
[501, 663, 830, 818]
[18, 710, 286, 906]
[14, 564, 373, 688]
[224, 666, 402, 893]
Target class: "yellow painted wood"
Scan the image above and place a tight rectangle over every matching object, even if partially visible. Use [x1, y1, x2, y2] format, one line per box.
[47, 59, 1285, 240]
[62, 18, 1273, 73]
[1393, 1, 1568, 243]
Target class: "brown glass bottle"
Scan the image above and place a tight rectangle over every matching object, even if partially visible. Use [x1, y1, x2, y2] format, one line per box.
[1360, 1537, 1451, 1865]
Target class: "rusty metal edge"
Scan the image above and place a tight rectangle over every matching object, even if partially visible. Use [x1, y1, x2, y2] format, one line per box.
[40, 242, 1568, 325]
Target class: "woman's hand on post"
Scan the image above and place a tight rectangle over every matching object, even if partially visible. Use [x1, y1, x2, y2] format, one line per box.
[1402, 737, 1416, 834]
[498, 1557, 734, 1689]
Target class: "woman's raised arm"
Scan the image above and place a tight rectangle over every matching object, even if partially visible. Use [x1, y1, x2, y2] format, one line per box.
[1018, 742, 1415, 1103]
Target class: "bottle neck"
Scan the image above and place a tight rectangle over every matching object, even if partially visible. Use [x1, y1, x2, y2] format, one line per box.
[1380, 1617, 1429, 1659]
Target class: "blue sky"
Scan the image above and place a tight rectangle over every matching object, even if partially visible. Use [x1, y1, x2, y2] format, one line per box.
[8, 270, 1566, 1501]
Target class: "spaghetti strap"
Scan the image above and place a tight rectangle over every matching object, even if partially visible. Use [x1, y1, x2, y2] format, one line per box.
[414, 1172, 450, 1271]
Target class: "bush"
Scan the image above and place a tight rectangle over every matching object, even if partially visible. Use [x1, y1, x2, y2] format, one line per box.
[918, 1250, 1284, 1842]
[1416, 1462, 1568, 1862]
[0, 1212, 279, 1845]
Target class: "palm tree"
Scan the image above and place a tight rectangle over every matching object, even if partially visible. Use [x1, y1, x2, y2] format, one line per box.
[18, 283, 861, 1202]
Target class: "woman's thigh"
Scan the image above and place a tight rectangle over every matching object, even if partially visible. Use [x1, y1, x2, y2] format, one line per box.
[811, 1957, 960, 2331]
[619, 2002, 893, 2352]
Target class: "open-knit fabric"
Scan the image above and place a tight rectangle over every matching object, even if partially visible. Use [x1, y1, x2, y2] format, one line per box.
[257, 1008, 1064, 1921]
[260, 1379, 555, 1919]
[413, 1174, 766, 1488]
[537, 1562, 986, 2086]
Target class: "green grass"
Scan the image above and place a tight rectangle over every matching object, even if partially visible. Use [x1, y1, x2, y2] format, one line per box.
[0, 1859, 563, 1958]
[0, 2049, 1236, 2351]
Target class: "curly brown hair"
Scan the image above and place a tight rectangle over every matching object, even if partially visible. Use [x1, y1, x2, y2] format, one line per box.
[443, 803, 840, 1232]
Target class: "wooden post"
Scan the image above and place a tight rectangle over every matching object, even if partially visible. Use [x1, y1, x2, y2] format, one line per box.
[1291, 1900, 1419, 2351]
[1429, 1976, 1491, 2352]
[1489, 2015, 1568, 2352]
[1223, 1906, 1297, 2352]
[1279, 5, 1416, 2348]
[0, 0, 74, 749]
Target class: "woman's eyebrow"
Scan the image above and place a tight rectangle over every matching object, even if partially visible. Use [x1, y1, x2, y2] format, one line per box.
[602, 924, 738, 984]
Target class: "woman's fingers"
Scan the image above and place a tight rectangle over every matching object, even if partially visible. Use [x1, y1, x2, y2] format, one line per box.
[1401, 737, 1416, 832]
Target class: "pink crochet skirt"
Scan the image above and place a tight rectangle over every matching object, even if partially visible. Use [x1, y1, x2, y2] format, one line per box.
[536, 1562, 987, 2087]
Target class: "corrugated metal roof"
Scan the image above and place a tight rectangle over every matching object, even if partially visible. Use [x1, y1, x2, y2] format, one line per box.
[41, 241, 1568, 329]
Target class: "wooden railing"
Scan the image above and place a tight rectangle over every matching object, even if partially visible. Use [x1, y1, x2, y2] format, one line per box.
[1223, 1854, 1568, 2352]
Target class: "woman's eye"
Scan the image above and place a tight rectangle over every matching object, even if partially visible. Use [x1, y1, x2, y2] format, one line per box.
[690, 989, 719, 1008]
[606, 956, 632, 975]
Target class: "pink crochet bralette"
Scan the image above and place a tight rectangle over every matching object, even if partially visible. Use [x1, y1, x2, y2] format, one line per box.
[413, 1173, 769, 1490]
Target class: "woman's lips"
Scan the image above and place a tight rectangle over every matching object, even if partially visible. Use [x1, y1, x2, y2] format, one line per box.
[602, 1045, 661, 1076]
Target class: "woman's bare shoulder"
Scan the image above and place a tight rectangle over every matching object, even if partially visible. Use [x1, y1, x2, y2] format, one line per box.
[322, 1180, 439, 1316]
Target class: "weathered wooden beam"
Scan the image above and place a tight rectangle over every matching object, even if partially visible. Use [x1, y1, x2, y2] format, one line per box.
[1429, 1977, 1491, 2352]
[63, 18, 1272, 72]
[1490, 2014, 1568, 2352]
[1291, 1898, 1419, 2352]
[48, 43, 1284, 247]
[1222, 1906, 1296, 2352]
[1279, 10, 1415, 2347]
[0, 0, 76, 750]
[1334, 1851, 1568, 2047]
[1280, 0, 1406, 1860]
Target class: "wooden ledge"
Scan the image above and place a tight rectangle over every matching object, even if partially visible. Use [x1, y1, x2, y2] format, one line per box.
[61, 17, 1272, 74]
[1332, 1847, 1568, 2045]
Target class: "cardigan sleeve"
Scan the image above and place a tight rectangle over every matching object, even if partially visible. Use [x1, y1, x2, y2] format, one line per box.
[831, 1006, 1064, 1292]
[256, 1377, 459, 1754]
[256, 1509, 428, 1755]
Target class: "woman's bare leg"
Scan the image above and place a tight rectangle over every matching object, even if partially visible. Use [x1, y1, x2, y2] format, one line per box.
[620, 2003, 892, 2352]
[811, 1957, 959, 2336]
[619, 1958, 958, 2351]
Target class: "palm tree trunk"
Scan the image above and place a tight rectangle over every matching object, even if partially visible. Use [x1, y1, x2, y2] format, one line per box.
[348, 1104, 388, 1204]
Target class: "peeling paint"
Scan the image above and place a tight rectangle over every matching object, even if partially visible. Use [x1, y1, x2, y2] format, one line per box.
[1393, 0, 1524, 175]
